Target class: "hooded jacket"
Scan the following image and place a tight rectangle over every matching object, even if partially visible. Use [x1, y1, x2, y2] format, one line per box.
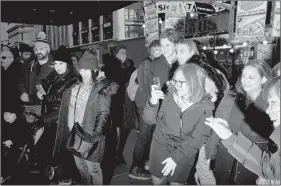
[53, 78, 119, 162]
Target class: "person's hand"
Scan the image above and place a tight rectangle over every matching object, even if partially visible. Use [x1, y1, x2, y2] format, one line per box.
[3, 140, 13, 148]
[4, 112, 17, 123]
[150, 85, 165, 105]
[37, 91, 44, 100]
[116, 127, 121, 151]
[20, 92, 29, 102]
[116, 127, 120, 140]
[161, 157, 177, 176]
[205, 117, 233, 140]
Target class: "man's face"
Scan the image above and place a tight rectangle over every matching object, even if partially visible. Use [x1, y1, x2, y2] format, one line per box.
[150, 46, 162, 59]
[34, 42, 49, 60]
[160, 38, 176, 59]
[21, 52, 32, 61]
[1, 51, 14, 69]
[71, 56, 78, 64]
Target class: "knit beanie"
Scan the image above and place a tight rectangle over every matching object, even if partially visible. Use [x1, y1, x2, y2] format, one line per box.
[54, 45, 72, 65]
[23, 105, 41, 117]
[35, 31, 49, 45]
[19, 43, 33, 53]
[78, 49, 98, 71]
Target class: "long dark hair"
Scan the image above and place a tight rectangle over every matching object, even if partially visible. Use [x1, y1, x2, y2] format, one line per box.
[78, 69, 99, 83]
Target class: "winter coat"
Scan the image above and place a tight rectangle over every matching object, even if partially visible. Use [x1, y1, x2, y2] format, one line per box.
[221, 125, 280, 182]
[2, 60, 22, 115]
[18, 54, 54, 105]
[41, 68, 79, 126]
[103, 56, 136, 130]
[205, 92, 274, 184]
[53, 78, 119, 162]
[134, 58, 152, 109]
[143, 94, 214, 165]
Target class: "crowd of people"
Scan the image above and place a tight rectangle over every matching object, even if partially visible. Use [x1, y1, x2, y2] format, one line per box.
[1, 28, 280, 185]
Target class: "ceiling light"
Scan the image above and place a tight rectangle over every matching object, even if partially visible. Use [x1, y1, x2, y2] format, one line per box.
[243, 42, 247, 46]
[203, 46, 207, 50]
[263, 40, 268, 45]
[214, 50, 218, 54]
[50, 10, 56, 13]
[33, 9, 36, 11]
[70, 12, 73, 15]
[190, 13, 194, 17]
[229, 48, 234, 53]
[142, 24, 146, 28]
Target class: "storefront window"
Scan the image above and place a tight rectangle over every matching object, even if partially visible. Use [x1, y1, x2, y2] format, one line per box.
[125, 25, 144, 38]
[72, 22, 79, 46]
[91, 18, 100, 42]
[103, 14, 113, 40]
[81, 20, 89, 44]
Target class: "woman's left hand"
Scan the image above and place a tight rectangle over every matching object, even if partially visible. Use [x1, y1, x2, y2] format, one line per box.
[205, 117, 233, 140]
[161, 157, 177, 176]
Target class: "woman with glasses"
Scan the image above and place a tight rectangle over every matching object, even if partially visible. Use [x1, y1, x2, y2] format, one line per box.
[142, 63, 217, 185]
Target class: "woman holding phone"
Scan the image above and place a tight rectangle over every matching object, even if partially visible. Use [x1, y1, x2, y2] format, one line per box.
[143, 63, 218, 185]
[34, 46, 79, 180]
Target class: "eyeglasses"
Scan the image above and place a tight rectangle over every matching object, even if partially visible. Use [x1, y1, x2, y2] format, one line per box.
[172, 79, 186, 88]
[1, 56, 13, 60]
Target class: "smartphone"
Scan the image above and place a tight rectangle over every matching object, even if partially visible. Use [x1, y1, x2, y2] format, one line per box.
[152, 77, 161, 90]
[36, 85, 46, 95]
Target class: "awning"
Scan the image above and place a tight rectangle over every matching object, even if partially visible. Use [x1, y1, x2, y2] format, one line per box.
[1, 1, 136, 26]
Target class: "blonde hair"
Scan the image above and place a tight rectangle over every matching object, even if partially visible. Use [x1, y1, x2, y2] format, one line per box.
[172, 63, 217, 103]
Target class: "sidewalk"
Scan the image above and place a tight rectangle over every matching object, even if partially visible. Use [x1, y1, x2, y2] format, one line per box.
[110, 130, 153, 185]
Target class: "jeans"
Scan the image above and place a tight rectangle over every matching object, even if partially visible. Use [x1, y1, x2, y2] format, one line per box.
[131, 107, 155, 169]
[73, 155, 103, 185]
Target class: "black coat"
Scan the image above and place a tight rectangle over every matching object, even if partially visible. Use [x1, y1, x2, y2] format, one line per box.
[206, 92, 274, 184]
[42, 68, 79, 126]
[1, 61, 22, 115]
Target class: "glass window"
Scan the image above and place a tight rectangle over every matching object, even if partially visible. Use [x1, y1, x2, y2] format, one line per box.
[125, 25, 130, 38]
[82, 32, 89, 44]
[81, 20, 88, 30]
[125, 9, 129, 20]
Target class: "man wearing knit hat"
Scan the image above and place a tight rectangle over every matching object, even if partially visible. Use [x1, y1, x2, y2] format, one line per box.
[19, 32, 54, 105]
[19, 43, 33, 64]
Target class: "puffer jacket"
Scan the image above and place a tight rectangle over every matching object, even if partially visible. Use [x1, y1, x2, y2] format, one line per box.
[53, 78, 119, 162]
[41, 68, 79, 126]
[222, 125, 280, 182]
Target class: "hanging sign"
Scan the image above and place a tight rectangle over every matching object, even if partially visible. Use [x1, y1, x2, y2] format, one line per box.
[237, 1, 268, 16]
[145, 18, 159, 34]
[144, 4, 157, 20]
[235, 14, 266, 38]
[185, 11, 229, 36]
[272, 1, 280, 37]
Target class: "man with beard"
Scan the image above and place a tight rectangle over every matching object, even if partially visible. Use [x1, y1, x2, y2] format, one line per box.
[19, 43, 34, 64]
[19, 32, 54, 105]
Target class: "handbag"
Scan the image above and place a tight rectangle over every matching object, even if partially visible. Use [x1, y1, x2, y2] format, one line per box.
[66, 122, 100, 160]
[65, 84, 100, 160]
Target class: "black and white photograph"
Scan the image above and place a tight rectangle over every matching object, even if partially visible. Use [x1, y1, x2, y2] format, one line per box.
[1, 0, 280, 185]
